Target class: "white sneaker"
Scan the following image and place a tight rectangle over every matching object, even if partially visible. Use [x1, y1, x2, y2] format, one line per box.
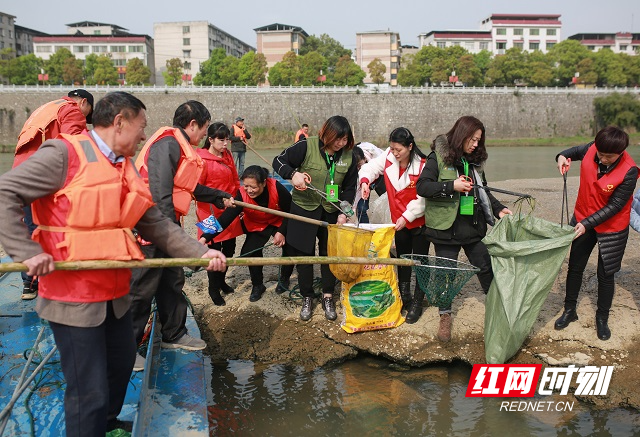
[133, 353, 145, 372]
[161, 334, 206, 351]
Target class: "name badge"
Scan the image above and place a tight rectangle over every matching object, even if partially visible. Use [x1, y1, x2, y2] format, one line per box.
[460, 195, 474, 215]
[326, 184, 339, 202]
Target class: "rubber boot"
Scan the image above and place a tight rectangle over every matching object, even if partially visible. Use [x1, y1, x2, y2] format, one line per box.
[207, 271, 225, 306]
[218, 270, 234, 294]
[405, 289, 425, 324]
[437, 313, 452, 342]
[398, 281, 412, 312]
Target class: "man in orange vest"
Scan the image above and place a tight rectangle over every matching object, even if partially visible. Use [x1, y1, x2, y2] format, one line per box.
[295, 123, 309, 142]
[130, 101, 234, 369]
[13, 89, 94, 301]
[230, 116, 251, 175]
[0, 91, 227, 435]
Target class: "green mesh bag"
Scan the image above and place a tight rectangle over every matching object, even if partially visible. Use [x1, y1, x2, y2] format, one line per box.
[401, 254, 480, 308]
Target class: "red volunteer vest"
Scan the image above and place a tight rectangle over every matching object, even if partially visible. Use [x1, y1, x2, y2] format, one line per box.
[383, 154, 426, 229]
[241, 178, 283, 232]
[574, 144, 639, 233]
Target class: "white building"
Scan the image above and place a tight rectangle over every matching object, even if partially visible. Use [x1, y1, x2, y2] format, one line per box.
[480, 14, 561, 54]
[33, 21, 155, 84]
[154, 21, 254, 85]
[418, 30, 492, 54]
[568, 32, 640, 55]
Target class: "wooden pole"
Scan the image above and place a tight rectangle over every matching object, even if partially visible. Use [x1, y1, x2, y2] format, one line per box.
[233, 200, 328, 227]
[0, 257, 418, 273]
[245, 142, 273, 168]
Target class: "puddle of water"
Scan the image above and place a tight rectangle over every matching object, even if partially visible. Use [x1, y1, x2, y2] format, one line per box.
[205, 357, 640, 436]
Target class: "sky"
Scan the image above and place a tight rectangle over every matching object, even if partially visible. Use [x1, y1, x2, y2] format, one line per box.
[4, 0, 640, 50]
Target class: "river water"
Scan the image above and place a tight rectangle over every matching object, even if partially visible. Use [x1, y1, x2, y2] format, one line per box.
[2, 146, 639, 435]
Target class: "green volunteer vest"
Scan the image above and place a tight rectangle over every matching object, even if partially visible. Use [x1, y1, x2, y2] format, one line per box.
[292, 136, 353, 213]
[424, 151, 461, 230]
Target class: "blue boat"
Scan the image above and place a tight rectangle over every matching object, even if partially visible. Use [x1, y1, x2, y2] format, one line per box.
[0, 259, 208, 436]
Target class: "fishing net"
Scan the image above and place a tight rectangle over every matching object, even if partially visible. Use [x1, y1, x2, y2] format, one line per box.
[327, 224, 374, 282]
[400, 254, 480, 308]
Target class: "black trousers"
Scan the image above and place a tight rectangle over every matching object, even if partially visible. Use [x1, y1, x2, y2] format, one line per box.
[564, 229, 615, 319]
[434, 240, 493, 312]
[49, 303, 136, 437]
[394, 226, 430, 282]
[130, 244, 187, 344]
[207, 238, 237, 291]
[238, 226, 294, 286]
[287, 227, 336, 298]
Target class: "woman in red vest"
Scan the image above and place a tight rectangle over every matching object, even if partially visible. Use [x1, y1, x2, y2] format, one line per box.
[554, 126, 639, 341]
[201, 166, 294, 302]
[197, 122, 241, 306]
[358, 127, 430, 322]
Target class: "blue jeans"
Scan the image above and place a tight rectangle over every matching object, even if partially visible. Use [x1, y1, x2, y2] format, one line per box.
[232, 151, 245, 176]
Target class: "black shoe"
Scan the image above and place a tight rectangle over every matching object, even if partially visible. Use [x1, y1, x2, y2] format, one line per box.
[596, 317, 611, 340]
[554, 308, 578, 330]
[322, 296, 337, 321]
[398, 281, 412, 312]
[209, 289, 226, 306]
[249, 284, 266, 302]
[405, 292, 425, 324]
[107, 419, 133, 432]
[275, 279, 290, 294]
[220, 282, 235, 294]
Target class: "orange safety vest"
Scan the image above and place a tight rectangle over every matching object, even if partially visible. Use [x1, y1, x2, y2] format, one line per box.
[14, 99, 72, 168]
[233, 124, 247, 143]
[295, 129, 308, 142]
[31, 133, 155, 302]
[136, 127, 204, 218]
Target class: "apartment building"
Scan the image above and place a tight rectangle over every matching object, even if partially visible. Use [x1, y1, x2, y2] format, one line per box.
[33, 21, 155, 84]
[15, 25, 49, 56]
[418, 30, 492, 54]
[480, 14, 562, 54]
[355, 30, 401, 86]
[254, 23, 308, 68]
[568, 32, 640, 55]
[154, 21, 254, 85]
[0, 12, 16, 53]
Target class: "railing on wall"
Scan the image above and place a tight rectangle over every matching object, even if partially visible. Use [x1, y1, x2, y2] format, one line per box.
[1, 84, 639, 95]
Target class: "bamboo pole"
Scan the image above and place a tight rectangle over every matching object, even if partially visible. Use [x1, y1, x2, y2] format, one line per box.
[233, 200, 329, 227]
[0, 256, 418, 273]
[245, 141, 273, 168]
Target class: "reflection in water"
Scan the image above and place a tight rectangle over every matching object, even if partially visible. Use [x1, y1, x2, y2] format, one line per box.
[207, 357, 639, 436]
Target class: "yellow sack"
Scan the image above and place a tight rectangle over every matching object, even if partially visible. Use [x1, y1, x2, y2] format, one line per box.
[341, 224, 404, 333]
[327, 224, 374, 282]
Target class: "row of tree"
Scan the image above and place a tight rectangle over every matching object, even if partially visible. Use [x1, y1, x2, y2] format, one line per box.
[0, 47, 151, 85]
[399, 40, 640, 87]
[2, 37, 640, 87]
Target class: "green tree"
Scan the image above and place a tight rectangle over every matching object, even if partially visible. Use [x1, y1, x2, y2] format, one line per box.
[0, 48, 18, 84]
[163, 57, 184, 86]
[125, 57, 151, 85]
[592, 49, 628, 86]
[237, 51, 268, 85]
[527, 61, 555, 86]
[300, 34, 351, 69]
[62, 57, 84, 85]
[548, 40, 592, 86]
[331, 55, 365, 86]
[299, 51, 327, 85]
[397, 53, 425, 86]
[473, 50, 493, 84]
[576, 58, 598, 85]
[193, 47, 226, 85]
[368, 58, 386, 84]
[45, 47, 76, 84]
[594, 93, 640, 130]
[218, 56, 240, 85]
[83, 53, 99, 85]
[268, 51, 301, 86]
[11, 54, 42, 85]
[93, 55, 119, 85]
[456, 54, 482, 86]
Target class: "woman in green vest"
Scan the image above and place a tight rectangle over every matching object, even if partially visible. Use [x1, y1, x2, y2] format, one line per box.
[416, 116, 511, 342]
[273, 116, 359, 322]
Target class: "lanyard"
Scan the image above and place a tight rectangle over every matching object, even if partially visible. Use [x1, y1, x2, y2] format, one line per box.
[461, 157, 469, 178]
[324, 152, 336, 184]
